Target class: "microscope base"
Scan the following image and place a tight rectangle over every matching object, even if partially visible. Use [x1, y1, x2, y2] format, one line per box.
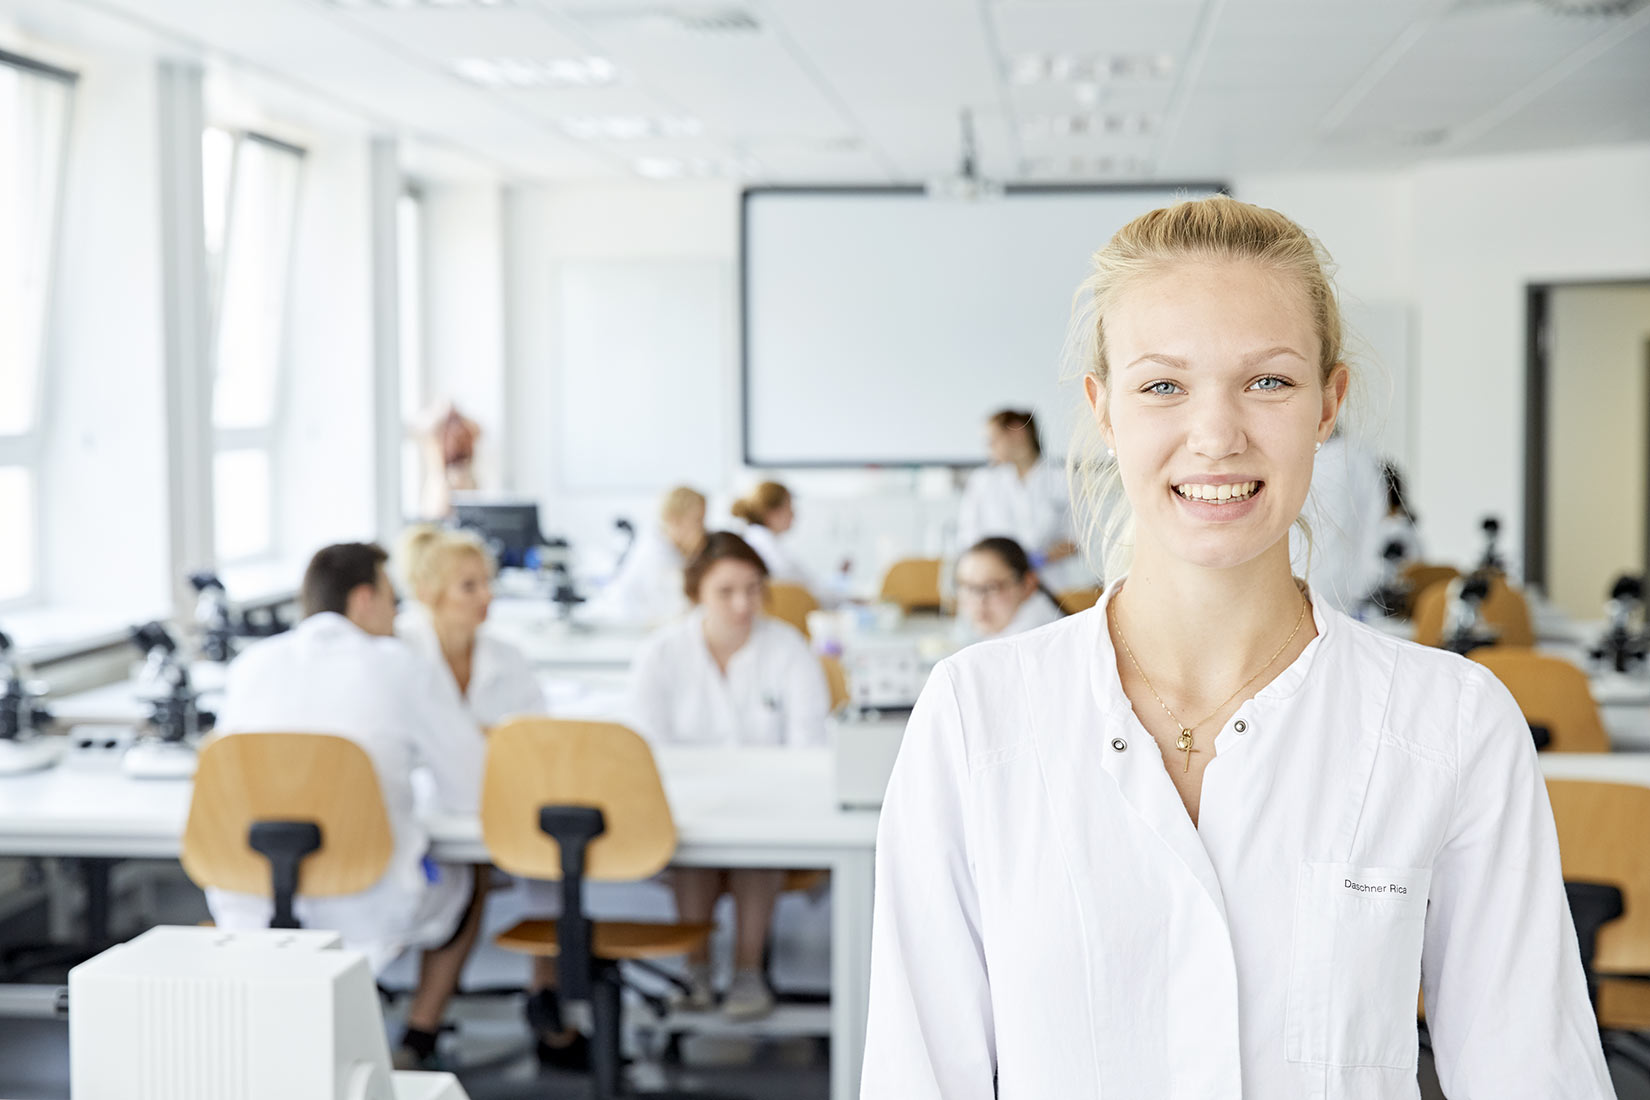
[0, 737, 67, 775]
[122, 741, 198, 780]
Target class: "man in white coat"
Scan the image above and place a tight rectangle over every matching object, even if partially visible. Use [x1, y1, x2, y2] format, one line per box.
[205, 542, 487, 1070]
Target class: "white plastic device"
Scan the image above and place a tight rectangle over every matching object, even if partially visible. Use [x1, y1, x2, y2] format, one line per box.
[70, 925, 468, 1100]
[122, 738, 199, 779]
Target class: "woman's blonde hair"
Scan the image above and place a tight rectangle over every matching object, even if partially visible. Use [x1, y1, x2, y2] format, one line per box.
[660, 485, 707, 522]
[397, 524, 495, 607]
[730, 481, 791, 527]
[1063, 195, 1351, 580]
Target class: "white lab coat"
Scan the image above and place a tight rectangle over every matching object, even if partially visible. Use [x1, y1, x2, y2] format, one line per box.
[583, 528, 689, 627]
[864, 584, 1610, 1098]
[956, 458, 1092, 592]
[952, 589, 1065, 646]
[1297, 435, 1389, 615]
[626, 609, 830, 748]
[204, 613, 484, 973]
[396, 605, 545, 729]
[740, 522, 819, 592]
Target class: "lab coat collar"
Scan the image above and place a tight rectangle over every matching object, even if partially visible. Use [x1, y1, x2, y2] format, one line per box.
[297, 610, 366, 641]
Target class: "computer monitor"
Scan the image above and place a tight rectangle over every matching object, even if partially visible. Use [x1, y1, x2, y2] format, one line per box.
[451, 496, 546, 569]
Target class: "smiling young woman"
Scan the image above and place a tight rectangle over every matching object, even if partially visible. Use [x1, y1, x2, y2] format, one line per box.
[860, 196, 1611, 1098]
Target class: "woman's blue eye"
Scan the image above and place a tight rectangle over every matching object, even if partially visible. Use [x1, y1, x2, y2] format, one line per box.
[1146, 381, 1181, 396]
[1251, 376, 1293, 391]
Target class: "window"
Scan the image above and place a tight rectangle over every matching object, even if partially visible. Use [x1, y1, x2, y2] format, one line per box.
[0, 52, 74, 604]
[398, 187, 426, 519]
[203, 129, 304, 563]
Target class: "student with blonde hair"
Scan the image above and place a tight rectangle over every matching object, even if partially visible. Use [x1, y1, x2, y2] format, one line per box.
[864, 196, 1608, 1095]
[585, 485, 707, 625]
[393, 525, 589, 1069]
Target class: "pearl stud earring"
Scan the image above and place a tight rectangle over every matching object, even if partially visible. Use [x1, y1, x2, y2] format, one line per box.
[1314, 441, 1322, 453]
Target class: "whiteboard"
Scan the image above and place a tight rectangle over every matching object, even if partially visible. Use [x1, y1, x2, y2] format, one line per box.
[742, 187, 1220, 467]
[556, 260, 728, 491]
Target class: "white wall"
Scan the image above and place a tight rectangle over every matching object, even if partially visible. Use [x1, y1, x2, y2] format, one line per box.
[1410, 144, 1650, 575]
[1546, 284, 1650, 618]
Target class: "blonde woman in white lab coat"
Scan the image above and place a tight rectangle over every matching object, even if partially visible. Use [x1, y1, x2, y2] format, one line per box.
[584, 485, 707, 626]
[626, 531, 830, 1022]
[951, 536, 1064, 645]
[863, 197, 1611, 1098]
[394, 526, 593, 1070]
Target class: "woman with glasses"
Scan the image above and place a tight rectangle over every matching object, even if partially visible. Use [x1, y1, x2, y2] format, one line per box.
[952, 537, 1065, 644]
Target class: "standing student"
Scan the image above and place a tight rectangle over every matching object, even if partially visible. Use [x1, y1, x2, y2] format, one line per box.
[956, 409, 1088, 592]
[206, 543, 487, 1071]
[952, 537, 1064, 644]
[863, 196, 1609, 1097]
[625, 532, 830, 1021]
[731, 481, 820, 592]
[393, 526, 588, 1069]
[584, 485, 707, 626]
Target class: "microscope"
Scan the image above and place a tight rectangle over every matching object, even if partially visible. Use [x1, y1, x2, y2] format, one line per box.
[124, 621, 214, 779]
[0, 628, 64, 774]
[1441, 573, 1499, 655]
[1591, 574, 1648, 675]
[187, 571, 236, 663]
[1477, 516, 1506, 575]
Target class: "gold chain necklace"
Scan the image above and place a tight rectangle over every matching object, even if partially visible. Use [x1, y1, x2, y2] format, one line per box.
[1112, 590, 1310, 773]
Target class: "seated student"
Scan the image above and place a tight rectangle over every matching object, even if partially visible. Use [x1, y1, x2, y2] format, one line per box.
[584, 485, 707, 626]
[393, 525, 588, 1069]
[205, 543, 485, 1070]
[731, 481, 818, 591]
[625, 531, 830, 1021]
[953, 536, 1065, 644]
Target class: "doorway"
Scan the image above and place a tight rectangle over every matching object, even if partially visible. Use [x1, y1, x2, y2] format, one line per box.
[1524, 279, 1650, 620]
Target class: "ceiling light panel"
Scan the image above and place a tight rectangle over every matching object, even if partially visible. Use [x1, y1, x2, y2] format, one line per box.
[450, 56, 620, 88]
[324, 0, 517, 7]
[990, 2, 1202, 69]
[559, 114, 704, 139]
[1018, 111, 1157, 139]
[1009, 51, 1176, 84]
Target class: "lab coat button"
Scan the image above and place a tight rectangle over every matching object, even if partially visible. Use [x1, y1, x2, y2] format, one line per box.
[1233, 719, 1248, 734]
[1110, 737, 1127, 752]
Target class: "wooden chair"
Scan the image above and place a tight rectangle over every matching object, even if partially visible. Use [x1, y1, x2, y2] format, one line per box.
[1055, 587, 1103, 615]
[1402, 563, 1460, 606]
[1412, 574, 1535, 648]
[879, 558, 942, 613]
[181, 733, 394, 929]
[1470, 648, 1610, 753]
[765, 582, 820, 639]
[482, 717, 715, 1099]
[1546, 779, 1650, 1073]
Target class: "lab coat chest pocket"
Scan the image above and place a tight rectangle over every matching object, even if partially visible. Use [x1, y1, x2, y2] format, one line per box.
[1285, 861, 1431, 1070]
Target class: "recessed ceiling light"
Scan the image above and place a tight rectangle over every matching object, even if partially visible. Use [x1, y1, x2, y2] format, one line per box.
[560, 115, 703, 140]
[327, 0, 516, 7]
[570, 6, 761, 34]
[633, 154, 760, 180]
[1020, 153, 1150, 178]
[449, 56, 618, 88]
[1010, 52, 1175, 85]
[1020, 112, 1155, 140]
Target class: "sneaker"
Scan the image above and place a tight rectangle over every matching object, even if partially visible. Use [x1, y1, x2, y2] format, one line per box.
[721, 970, 775, 1022]
[670, 963, 715, 1013]
[535, 1032, 593, 1073]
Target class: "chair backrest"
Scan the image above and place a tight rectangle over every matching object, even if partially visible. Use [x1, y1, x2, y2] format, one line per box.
[181, 733, 394, 897]
[481, 717, 676, 882]
[1402, 563, 1460, 604]
[1547, 779, 1650, 974]
[820, 655, 850, 712]
[1412, 574, 1535, 648]
[1471, 647, 1610, 753]
[1055, 587, 1103, 615]
[879, 558, 942, 612]
[765, 582, 820, 638]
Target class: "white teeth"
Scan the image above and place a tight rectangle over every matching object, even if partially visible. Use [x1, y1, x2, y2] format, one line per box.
[1175, 481, 1259, 503]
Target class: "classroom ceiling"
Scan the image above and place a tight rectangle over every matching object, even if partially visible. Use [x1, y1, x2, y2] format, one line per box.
[18, 0, 1650, 183]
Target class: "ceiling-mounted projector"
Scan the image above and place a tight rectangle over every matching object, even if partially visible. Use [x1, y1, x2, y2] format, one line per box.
[926, 109, 1005, 200]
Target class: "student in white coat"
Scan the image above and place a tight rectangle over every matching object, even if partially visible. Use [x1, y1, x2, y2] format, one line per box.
[956, 408, 1089, 592]
[731, 480, 819, 592]
[951, 536, 1065, 645]
[584, 485, 706, 626]
[392, 526, 590, 1069]
[206, 543, 486, 1071]
[863, 196, 1611, 1098]
[626, 531, 830, 1022]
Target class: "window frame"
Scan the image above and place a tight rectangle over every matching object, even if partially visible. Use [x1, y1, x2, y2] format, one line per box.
[0, 48, 77, 610]
[205, 127, 306, 567]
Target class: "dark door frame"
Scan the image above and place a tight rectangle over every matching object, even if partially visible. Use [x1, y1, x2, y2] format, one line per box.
[1523, 277, 1650, 593]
